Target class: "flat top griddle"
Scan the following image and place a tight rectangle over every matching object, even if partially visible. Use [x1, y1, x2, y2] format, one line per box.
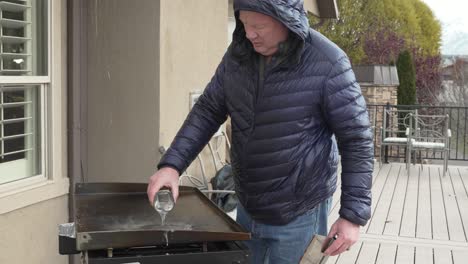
[74, 183, 250, 251]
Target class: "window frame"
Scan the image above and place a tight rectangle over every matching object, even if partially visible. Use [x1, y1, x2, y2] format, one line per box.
[0, 0, 51, 193]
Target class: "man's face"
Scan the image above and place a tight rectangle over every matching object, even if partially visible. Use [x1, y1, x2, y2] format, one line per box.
[238, 11, 289, 57]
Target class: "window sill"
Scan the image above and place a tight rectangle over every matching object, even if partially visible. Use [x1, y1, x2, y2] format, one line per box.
[0, 177, 69, 215]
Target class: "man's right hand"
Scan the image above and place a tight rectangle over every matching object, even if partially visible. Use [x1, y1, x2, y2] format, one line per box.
[147, 167, 180, 206]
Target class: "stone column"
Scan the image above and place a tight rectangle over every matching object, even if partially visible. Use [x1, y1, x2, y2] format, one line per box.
[355, 65, 400, 159]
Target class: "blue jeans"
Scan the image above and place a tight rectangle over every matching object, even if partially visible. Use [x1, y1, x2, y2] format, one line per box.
[236, 197, 332, 264]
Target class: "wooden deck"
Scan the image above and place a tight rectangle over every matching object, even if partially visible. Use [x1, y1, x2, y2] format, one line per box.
[327, 163, 468, 264]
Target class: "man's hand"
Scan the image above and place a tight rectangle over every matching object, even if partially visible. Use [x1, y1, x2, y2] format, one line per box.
[147, 167, 180, 205]
[323, 217, 360, 256]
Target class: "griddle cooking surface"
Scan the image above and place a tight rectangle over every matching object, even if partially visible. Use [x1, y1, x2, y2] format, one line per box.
[74, 183, 249, 251]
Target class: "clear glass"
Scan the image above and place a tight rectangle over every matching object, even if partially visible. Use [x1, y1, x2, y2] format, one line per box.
[153, 189, 175, 226]
[0, 0, 48, 76]
[0, 85, 41, 185]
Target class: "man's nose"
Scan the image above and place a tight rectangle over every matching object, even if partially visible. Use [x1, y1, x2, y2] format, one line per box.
[245, 29, 258, 40]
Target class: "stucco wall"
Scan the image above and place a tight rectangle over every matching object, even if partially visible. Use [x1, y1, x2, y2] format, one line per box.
[304, 0, 320, 16]
[159, 0, 228, 179]
[0, 197, 68, 264]
[159, 0, 228, 146]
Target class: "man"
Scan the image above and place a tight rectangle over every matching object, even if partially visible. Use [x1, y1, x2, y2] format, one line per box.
[147, 0, 373, 263]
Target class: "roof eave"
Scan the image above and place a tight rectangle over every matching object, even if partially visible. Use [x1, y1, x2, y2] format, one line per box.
[304, 0, 339, 19]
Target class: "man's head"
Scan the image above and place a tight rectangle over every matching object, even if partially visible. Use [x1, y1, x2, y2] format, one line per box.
[238, 10, 289, 57]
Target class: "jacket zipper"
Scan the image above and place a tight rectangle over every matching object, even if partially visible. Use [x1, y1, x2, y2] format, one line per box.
[256, 56, 266, 105]
[250, 56, 265, 139]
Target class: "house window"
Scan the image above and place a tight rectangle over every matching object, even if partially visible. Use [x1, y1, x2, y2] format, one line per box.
[0, 0, 48, 185]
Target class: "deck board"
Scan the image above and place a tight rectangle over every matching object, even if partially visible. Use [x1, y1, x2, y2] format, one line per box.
[433, 248, 452, 264]
[452, 250, 468, 264]
[335, 242, 363, 264]
[430, 165, 449, 240]
[367, 164, 400, 234]
[399, 164, 420, 237]
[395, 246, 414, 264]
[383, 165, 407, 236]
[364, 164, 392, 233]
[355, 242, 379, 264]
[327, 163, 468, 264]
[450, 167, 468, 242]
[375, 243, 397, 264]
[415, 247, 433, 264]
[327, 254, 339, 264]
[417, 165, 433, 239]
[442, 167, 465, 242]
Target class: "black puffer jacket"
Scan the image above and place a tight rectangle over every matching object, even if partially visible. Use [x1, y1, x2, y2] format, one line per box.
[159, 0, 373, 226]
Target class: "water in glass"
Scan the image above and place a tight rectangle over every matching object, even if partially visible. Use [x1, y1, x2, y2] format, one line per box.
[153, 190, 174, 226]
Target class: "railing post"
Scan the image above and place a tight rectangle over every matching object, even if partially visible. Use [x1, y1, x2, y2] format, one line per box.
[384, 103, 390, 164]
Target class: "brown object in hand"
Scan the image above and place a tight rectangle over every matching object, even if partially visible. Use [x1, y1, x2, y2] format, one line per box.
[300, 234, 335, 264]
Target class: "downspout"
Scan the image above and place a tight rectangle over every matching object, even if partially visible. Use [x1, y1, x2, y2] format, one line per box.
[67, 0, 88, 263]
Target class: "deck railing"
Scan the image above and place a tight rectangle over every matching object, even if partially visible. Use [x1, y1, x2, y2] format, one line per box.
[368, 104, 468, 161]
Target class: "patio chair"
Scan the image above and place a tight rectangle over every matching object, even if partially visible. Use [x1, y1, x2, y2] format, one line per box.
[380, 108, 417, 167]
[159, 130, 233, 192]
[176, 130, 237, 212]
[407, 114, 451, 177]
[177, 130, 232, 190]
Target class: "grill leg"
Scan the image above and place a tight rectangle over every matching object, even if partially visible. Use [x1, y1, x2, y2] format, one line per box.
[81, 251, 88, 264]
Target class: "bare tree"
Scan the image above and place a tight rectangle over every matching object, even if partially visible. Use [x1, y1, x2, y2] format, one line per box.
[439, 57, 468, 106]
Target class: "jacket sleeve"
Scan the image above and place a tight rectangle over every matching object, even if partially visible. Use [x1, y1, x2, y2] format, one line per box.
[157, 58, 228, 174]
[323, 56, 374, 226]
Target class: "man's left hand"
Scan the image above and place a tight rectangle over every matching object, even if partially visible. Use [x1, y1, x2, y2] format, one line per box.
[323, 217, 360, 256]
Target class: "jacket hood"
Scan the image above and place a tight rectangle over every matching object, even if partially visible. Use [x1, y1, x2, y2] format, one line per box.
[233, 0, 310, 40]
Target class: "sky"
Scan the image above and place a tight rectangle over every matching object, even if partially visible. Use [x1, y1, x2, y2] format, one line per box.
[422, 0, 468, 54]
